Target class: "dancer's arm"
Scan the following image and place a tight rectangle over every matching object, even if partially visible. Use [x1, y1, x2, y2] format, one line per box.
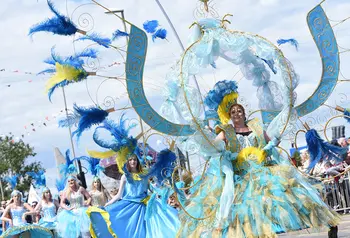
[60, 193, 74, 211]
[81, 187, 92, 206]
[22, 203, 36, 221]
[1, 205, 12, 227]
[105, 175, 126, 206]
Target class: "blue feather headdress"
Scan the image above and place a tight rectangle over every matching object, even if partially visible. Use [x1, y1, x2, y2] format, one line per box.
[78, 156, 105, 176]
[204, 80, 239, 124]
[58, 103, 110, 140]
[277, 38, 299, 51]
[140, 149, 177, 186]
[55, 177, 66, 193]
[59, 149, 78, 177]
[305, 128, 347, 171]
[26, 170, 46, 188]
[87, 114, 140, 175]
[4, 175, 18, 190]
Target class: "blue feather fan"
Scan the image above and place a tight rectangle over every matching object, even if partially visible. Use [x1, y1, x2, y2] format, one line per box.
[306, 129, 347, 171]
[277, 38, 299, 51]
[55, 177, 66, 192]
[66, 104, 109, 140]
[152, 28, 167, 42]
[75, 33, 111, 48]
[26, 171, 46, 188]
[4, 175, 18, 190]
[29, 0, 79, 36]
[143, 20, 159, 34]
[141, 149, 177, 186]
[77, 156, 104, 176]
[112, 30, 129, 41]
[93, 115, 137, 152]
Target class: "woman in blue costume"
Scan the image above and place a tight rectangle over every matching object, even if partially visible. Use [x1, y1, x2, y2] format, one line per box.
[35, 187, 59, 236]
[177, 80, 340, 238]
[0, 190, 53, 238]
[56, 176, 91, 238]
[88, 152, 180, 238]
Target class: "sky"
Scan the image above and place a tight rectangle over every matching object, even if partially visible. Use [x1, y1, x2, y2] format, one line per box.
[1, 0, 350, 193]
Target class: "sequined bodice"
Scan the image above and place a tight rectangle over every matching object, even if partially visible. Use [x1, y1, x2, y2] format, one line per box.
[90, 191, 105, 207]
[42, 202, 56, 221]
[69, 190, 85, 208]
[10, 207, 27, 226]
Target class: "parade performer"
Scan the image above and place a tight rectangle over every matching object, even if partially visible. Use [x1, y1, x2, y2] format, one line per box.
[86, 115, 180, 238]
[35, 187, 59, 235]
[89, 176, 111, 207]
[0, 189, 53, 238]
[176, 80, 340, 238]
[56, 175, 91, 238]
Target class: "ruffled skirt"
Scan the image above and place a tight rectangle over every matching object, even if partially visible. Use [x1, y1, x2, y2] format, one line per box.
[56, 207, 90, 238]
[88, 198, 180, 238]
[0, 224, 53, 238]
[178, 160, 340, 238]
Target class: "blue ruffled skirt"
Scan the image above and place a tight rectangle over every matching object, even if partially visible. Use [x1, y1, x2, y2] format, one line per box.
[0, 224, 53, 238]
[178, 158, 340, 238]
[88, 198, 180, 238]
[56, 207, 90, 238]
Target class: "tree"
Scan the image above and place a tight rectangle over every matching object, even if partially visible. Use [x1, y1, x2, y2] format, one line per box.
[0, 135, 44, 200]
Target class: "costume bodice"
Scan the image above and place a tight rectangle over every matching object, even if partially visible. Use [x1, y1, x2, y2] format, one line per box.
[41, 202, 56, 221]
[69, 189, 85, 209]
[10, 207, 27, 226]
[215, 118, 266, 153]
[90, 190, 105, 207]
[123, 177, 148, 202]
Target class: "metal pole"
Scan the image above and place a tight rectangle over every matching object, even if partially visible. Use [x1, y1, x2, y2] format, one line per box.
[0, 179, 4, 200]
[154, 0, 207, 121]
[62, 88, 87, 188]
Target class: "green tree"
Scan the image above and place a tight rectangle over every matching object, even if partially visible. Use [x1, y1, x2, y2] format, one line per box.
[0, 135, 44, 200]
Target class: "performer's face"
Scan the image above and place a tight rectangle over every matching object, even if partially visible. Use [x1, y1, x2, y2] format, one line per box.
[128, 157, 138, 169]
[93, 180, 101, 189]
[44, 191, 51, 199]
[230, 104, 245, 124]
[68, 179, 76, 188]
[13, 194, 20, 202]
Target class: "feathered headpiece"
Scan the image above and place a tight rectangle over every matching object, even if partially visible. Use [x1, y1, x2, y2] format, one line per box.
[55, 177, 66, 193]
[26, 170, 46, 188]
[204, 80, 238, 124]
[78, 156, 105, 176]
[142, 20, 167, 42]
[87, 114, 138, 174]
[59, 149, 78, 177]
[140, 149, 177, 186]
[4, 175, 18, 190]
[39, 48, 97, 101]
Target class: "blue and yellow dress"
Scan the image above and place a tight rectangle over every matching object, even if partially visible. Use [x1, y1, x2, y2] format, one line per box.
[88, 175, 180, 238]
[0, 207, 52, 238]
[38, 202, 57, 231]
[177, 120, 340, 238]
[56, 190, 90, 238]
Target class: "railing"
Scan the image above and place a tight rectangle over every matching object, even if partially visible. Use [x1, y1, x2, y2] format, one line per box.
[322, 172, 350, 214]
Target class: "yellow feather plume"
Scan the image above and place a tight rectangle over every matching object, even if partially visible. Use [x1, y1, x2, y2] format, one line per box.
[236, 146, 267, 167]
[115, 147, 132, 174]
[87, 150, 117, 159]
[45, 63, 84, 92]
[217, 92, 238, 125]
